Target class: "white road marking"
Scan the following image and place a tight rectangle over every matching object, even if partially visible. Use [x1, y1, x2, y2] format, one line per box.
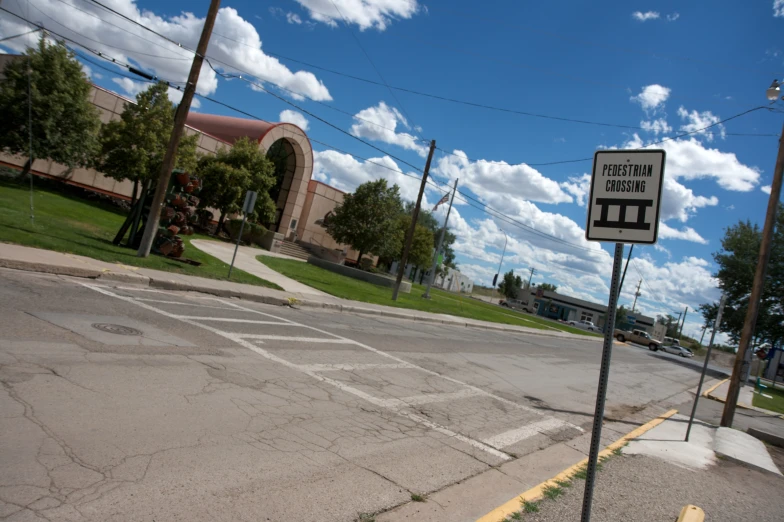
[483, 418, 569, 449]
[134, 298, 237, 310]
[172, 317, 290, 325]
[299, 363, 415, 372]
[396, 388, 483, 406]
[242, 335, 356, 344]
[79, 283, 580, 460]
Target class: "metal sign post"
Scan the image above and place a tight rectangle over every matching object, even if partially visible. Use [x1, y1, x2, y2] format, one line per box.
[581, 150, 665, 522]
[228, 190, 257, 279]
[685, 293, 726, 441]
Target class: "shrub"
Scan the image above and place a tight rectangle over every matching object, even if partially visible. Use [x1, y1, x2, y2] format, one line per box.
[225, 219, 267, 246]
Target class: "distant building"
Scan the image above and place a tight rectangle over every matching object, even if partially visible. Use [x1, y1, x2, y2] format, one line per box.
[435, 267, 474, 294]
[521, 287, 655, 333]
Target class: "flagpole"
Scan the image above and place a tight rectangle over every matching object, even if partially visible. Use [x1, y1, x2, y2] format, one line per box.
[423, 179, 458, 299]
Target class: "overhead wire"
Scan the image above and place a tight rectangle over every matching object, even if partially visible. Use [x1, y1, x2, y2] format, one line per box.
[0, 27, 40, 42]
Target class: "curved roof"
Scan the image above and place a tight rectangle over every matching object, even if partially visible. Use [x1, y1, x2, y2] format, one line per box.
[185, 112, 307, 145]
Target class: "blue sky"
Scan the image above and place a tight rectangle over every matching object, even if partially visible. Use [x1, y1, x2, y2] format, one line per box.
[1, 0, 783, 339]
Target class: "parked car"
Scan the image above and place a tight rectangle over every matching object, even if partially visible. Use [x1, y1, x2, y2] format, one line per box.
[499, 299, 534, 313]
[660, 337, 694, 357]
[614, 328, 662, 351]
[568, 319, 600, 332]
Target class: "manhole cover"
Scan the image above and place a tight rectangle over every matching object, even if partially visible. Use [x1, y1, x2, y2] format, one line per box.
[91, 323, 143, 336]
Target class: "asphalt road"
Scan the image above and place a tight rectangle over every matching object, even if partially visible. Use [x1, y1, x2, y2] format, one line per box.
[0, 269, 742, 521]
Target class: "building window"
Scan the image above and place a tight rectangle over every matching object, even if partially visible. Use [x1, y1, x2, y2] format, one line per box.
[580, 312, 593, 322]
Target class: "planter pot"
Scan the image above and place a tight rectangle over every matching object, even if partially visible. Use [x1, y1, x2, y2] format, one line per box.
[175, 172, 190, 186]
[166, 225, 180, 237]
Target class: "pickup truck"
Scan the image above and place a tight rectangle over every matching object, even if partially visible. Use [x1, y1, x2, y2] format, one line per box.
[499, 298, 534, 313]
[614, 329, 662, 351]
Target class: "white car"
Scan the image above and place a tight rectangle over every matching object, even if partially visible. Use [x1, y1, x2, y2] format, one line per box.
[660, 339, 694, 357]
[568, 320, 600, 332]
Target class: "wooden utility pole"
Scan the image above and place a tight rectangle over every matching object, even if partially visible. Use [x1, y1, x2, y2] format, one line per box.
[678, 307, 688, 339]
[722, 120, 784, 427]
[393, 140, 436, 301]
[137, 0, 222, 257]
[631, 279, 642, 312]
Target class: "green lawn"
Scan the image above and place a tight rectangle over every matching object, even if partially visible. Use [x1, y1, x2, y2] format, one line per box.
[0, 178, 281, 289]
[258, 256, 597, 336]
[753, 385, 784, 414]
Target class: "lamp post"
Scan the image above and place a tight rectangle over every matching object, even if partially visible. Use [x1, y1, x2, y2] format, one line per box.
[721, 80, 784, 427]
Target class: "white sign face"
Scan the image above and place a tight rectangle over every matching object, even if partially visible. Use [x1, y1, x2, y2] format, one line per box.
[585, 150, 665, 244]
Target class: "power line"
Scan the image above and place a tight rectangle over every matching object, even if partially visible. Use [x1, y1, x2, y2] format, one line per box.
[0, 27, 39, 42]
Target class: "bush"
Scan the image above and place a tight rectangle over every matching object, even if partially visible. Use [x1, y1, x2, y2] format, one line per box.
[225, 219, 267, 246]
[360, 257, 374, 271]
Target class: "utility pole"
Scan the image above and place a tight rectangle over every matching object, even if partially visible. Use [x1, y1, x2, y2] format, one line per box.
[527, 267, 536, 288]
[393, 140, 436, 300]
[679, 307, 688, 339]
[491, 232, 508, 301]
[631, 279, 642, 312]
[423, 178, 458, 299]
[723, 119, 784, 426]
[137, 0, 222, 257]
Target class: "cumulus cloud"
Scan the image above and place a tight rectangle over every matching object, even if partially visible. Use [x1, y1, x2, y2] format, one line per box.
[640, 118, 672, 135]
[630, 84, 671, 112]
[111, 77, 200, 108]
[762, 185, 772, 194]
[677, 106, 725, 141]
[560, 174, 591, 206]
[632, 11, 660, 22]
[294, 0, 420, 30]
[349, 102, 427, 157]
[623, 134, 759, 191]
[775, 0, 784, 17]
[658, 223, 708, 244]
[312, 150, 435, 205]
[278, 109, 309, 130]
[666, 12, 680, 21]
[286, 12, 303, 24]
[659, 177, 719, 222]
[0, 1, 331, 101]
[435, 151, 573, 205]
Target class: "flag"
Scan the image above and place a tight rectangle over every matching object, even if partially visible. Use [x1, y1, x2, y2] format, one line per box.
[433, 193, 449, 211]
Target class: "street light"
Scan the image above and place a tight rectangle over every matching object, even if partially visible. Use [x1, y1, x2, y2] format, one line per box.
[721, 80, 784, 427]
[767, 80, 782, 102]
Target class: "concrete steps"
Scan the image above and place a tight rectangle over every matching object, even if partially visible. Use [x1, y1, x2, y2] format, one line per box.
[278, 241, 312, 260]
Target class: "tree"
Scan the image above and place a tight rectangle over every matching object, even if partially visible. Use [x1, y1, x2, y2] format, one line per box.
[98, 82, 198, 204]
[0, 37, 100, 178]
[383, 214, 434, 275]
[656, 314, 680, 337]
[327, 179, 403, 262]
[615, 305, 629, 328]
[498, 270, 521, 299]
[538, 283, 558, 292]
[700, 212, 784, 347]
[196, 137, 277, 233]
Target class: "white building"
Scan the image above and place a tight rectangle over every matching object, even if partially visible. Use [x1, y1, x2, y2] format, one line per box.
[435, 267, 473, 293]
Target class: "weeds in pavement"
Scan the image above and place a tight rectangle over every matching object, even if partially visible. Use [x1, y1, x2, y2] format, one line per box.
[554, 478, 572, 489]
[521, 499, 540, 513]
[357, 514, 375, 522]
[509, 511, 523, 520]
[410, 493, 425, 502]
[542, 484, 564, 500]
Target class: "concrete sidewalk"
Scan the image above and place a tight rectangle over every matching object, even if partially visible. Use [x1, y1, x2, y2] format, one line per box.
[706, 379, 784, 418]
[0, 242, 589, 340]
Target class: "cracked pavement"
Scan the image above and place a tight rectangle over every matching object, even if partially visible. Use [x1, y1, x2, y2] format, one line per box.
[0, 269, 710, 521]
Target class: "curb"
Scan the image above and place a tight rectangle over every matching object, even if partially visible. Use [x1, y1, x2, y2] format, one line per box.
[703, 379, 784, 419]
[747, 427, 784, 448]
[0, 258, 102, 279]
[476, 409, 679, 522]
[676, 505, 705, 522]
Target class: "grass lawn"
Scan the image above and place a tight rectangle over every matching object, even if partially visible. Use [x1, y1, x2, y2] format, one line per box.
[0, 177, 281, 289]
[752, 385, 784, 414]
[258, 256, 597, 336]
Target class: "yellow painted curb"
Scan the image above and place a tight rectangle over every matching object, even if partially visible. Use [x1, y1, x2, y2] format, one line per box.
[476, 409, 678, 522]
[702, 378, 728, 398]
[676, 504, 705, 522]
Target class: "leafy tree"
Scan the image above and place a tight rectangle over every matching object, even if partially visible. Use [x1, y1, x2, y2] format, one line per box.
[0, 37, 100, 178]
[196, 137, 277, 233]
[700, 211, 784, 347]
[98, 82, 198, 204]
[656, 314, 680, 337]
[384, 214, 434, 275]
[327, 179, 403, 262]
[538, 283, 558, 292]
[615, 305, 629, 328]
[498, 270, 521, 299]
[404, 201, 457, 270]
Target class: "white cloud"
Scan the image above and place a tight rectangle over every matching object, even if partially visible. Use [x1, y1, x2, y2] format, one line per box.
[762, 185, 772, 194]
[560, 174, 591, 206]
[640, 118, 672, 135]
[111, 77, 201, 108]
[677, 106, 725, 141]
[0, 2, 331, 102]
[278, 109, 309, 130]
[286, 12, 303, 24]
[294, 0, 420, 30]
[629, 254, 720, 316]
[623, 134, 760, 191]
[80, 63, 101, 80]
[435, 150, 573, 205]
[775, 0, 784, 17]
[666, 12, 680, 21]
[658, 223, 708, 244]
[350, 102, 427, 157]
[630, 84, 671, 111]
[632, 11, 660, 22]
[312, 149, 433, 205]
[660, 177, 719, 222]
